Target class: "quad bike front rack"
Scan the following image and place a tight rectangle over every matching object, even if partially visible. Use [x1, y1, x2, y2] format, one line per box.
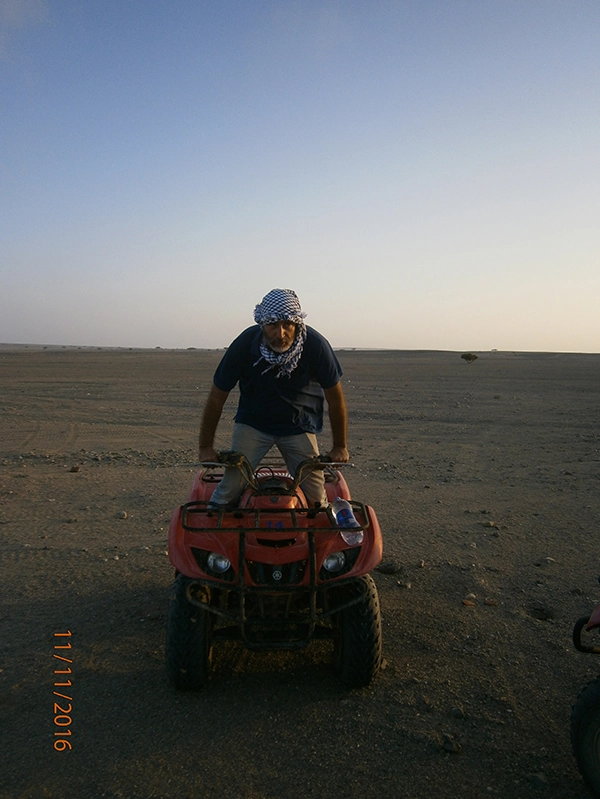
[181, 499, 369, 533]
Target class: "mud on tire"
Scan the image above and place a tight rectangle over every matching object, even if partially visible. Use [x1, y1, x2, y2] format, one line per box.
[333, 574, 382, 688]
[571, 675, 600, 797]
[166, 574, 213, 690]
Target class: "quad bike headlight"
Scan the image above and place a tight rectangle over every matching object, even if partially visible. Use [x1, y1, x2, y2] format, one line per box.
[323, 551, 346, 573]
[207, 552, 231, 574]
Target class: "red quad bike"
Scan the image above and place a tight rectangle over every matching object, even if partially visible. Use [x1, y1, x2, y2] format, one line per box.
[166, 452, 383, 689]
[572, 584, 600, 798]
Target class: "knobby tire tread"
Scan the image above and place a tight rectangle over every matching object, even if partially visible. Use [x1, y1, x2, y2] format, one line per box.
[335, 574, 382, 688]
[165, 574, 212, 690]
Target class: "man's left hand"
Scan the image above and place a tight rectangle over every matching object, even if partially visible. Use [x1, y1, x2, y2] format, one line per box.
[328, 446, 349, 463]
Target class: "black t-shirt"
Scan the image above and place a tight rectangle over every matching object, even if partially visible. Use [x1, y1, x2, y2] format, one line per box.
[213, 325, 342, 435]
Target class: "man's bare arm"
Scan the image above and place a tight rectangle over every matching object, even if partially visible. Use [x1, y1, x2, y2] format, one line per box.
[323, 382, 349, 462]
[199, 383, 230, 461]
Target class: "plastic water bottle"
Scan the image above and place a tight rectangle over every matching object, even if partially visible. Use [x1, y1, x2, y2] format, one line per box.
[331, 497, 364, 545]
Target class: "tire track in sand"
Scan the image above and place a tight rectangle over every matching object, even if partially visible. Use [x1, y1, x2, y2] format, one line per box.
[13, 421, 79, 454]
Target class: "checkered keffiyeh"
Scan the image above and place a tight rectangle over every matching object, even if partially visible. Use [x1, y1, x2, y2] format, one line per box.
[253, 289, 307, 378]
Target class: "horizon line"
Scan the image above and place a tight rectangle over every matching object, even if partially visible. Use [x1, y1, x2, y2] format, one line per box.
[1, 342, 598, 356]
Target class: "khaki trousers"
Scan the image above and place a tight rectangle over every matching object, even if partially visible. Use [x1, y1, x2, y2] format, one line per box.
[209, 423, 326, 507]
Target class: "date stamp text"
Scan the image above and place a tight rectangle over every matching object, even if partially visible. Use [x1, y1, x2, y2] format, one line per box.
[53, 631, 73, 751]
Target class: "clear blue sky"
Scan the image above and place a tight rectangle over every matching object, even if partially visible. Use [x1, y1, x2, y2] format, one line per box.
[1, 1, 599, 351]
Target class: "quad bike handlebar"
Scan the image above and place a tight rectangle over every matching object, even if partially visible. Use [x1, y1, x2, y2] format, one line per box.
[199, 451, 351, 493]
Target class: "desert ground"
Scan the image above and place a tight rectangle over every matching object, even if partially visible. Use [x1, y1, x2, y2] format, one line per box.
[1, 346, 600, 799]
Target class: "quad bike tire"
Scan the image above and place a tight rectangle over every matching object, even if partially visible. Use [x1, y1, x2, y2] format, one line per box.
[571, 675, 600, 797]
[333, 574, 383, 688]
[166, 574, 213, 690]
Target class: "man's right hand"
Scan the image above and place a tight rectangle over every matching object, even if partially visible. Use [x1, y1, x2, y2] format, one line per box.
[199, 447, 220, 463]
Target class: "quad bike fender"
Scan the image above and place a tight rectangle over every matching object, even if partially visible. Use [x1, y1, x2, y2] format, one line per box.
[168, 507, 238, 576]
[324, 469, 352, 503]
[358, 504, 383, 573]
[188, 468, 211, 502]
[168, 506, 189, 574]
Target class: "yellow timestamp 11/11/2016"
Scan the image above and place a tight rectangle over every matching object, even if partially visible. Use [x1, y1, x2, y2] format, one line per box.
[53, 631, 73, 752]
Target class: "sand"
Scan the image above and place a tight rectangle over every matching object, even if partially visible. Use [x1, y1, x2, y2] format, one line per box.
[1, 346, 599, 798]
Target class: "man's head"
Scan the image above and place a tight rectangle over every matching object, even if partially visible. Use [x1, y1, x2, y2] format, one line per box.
[261, 320, 296, 353]
[254, 289, 306, 353]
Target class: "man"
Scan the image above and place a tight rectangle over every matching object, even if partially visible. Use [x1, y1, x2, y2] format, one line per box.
[198, 288, 349, 508]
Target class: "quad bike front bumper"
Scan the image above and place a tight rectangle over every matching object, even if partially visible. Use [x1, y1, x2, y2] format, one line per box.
[181, 529, 374, 650]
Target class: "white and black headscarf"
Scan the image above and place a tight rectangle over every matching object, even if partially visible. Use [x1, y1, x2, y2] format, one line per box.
[253, 289, 307, 378]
